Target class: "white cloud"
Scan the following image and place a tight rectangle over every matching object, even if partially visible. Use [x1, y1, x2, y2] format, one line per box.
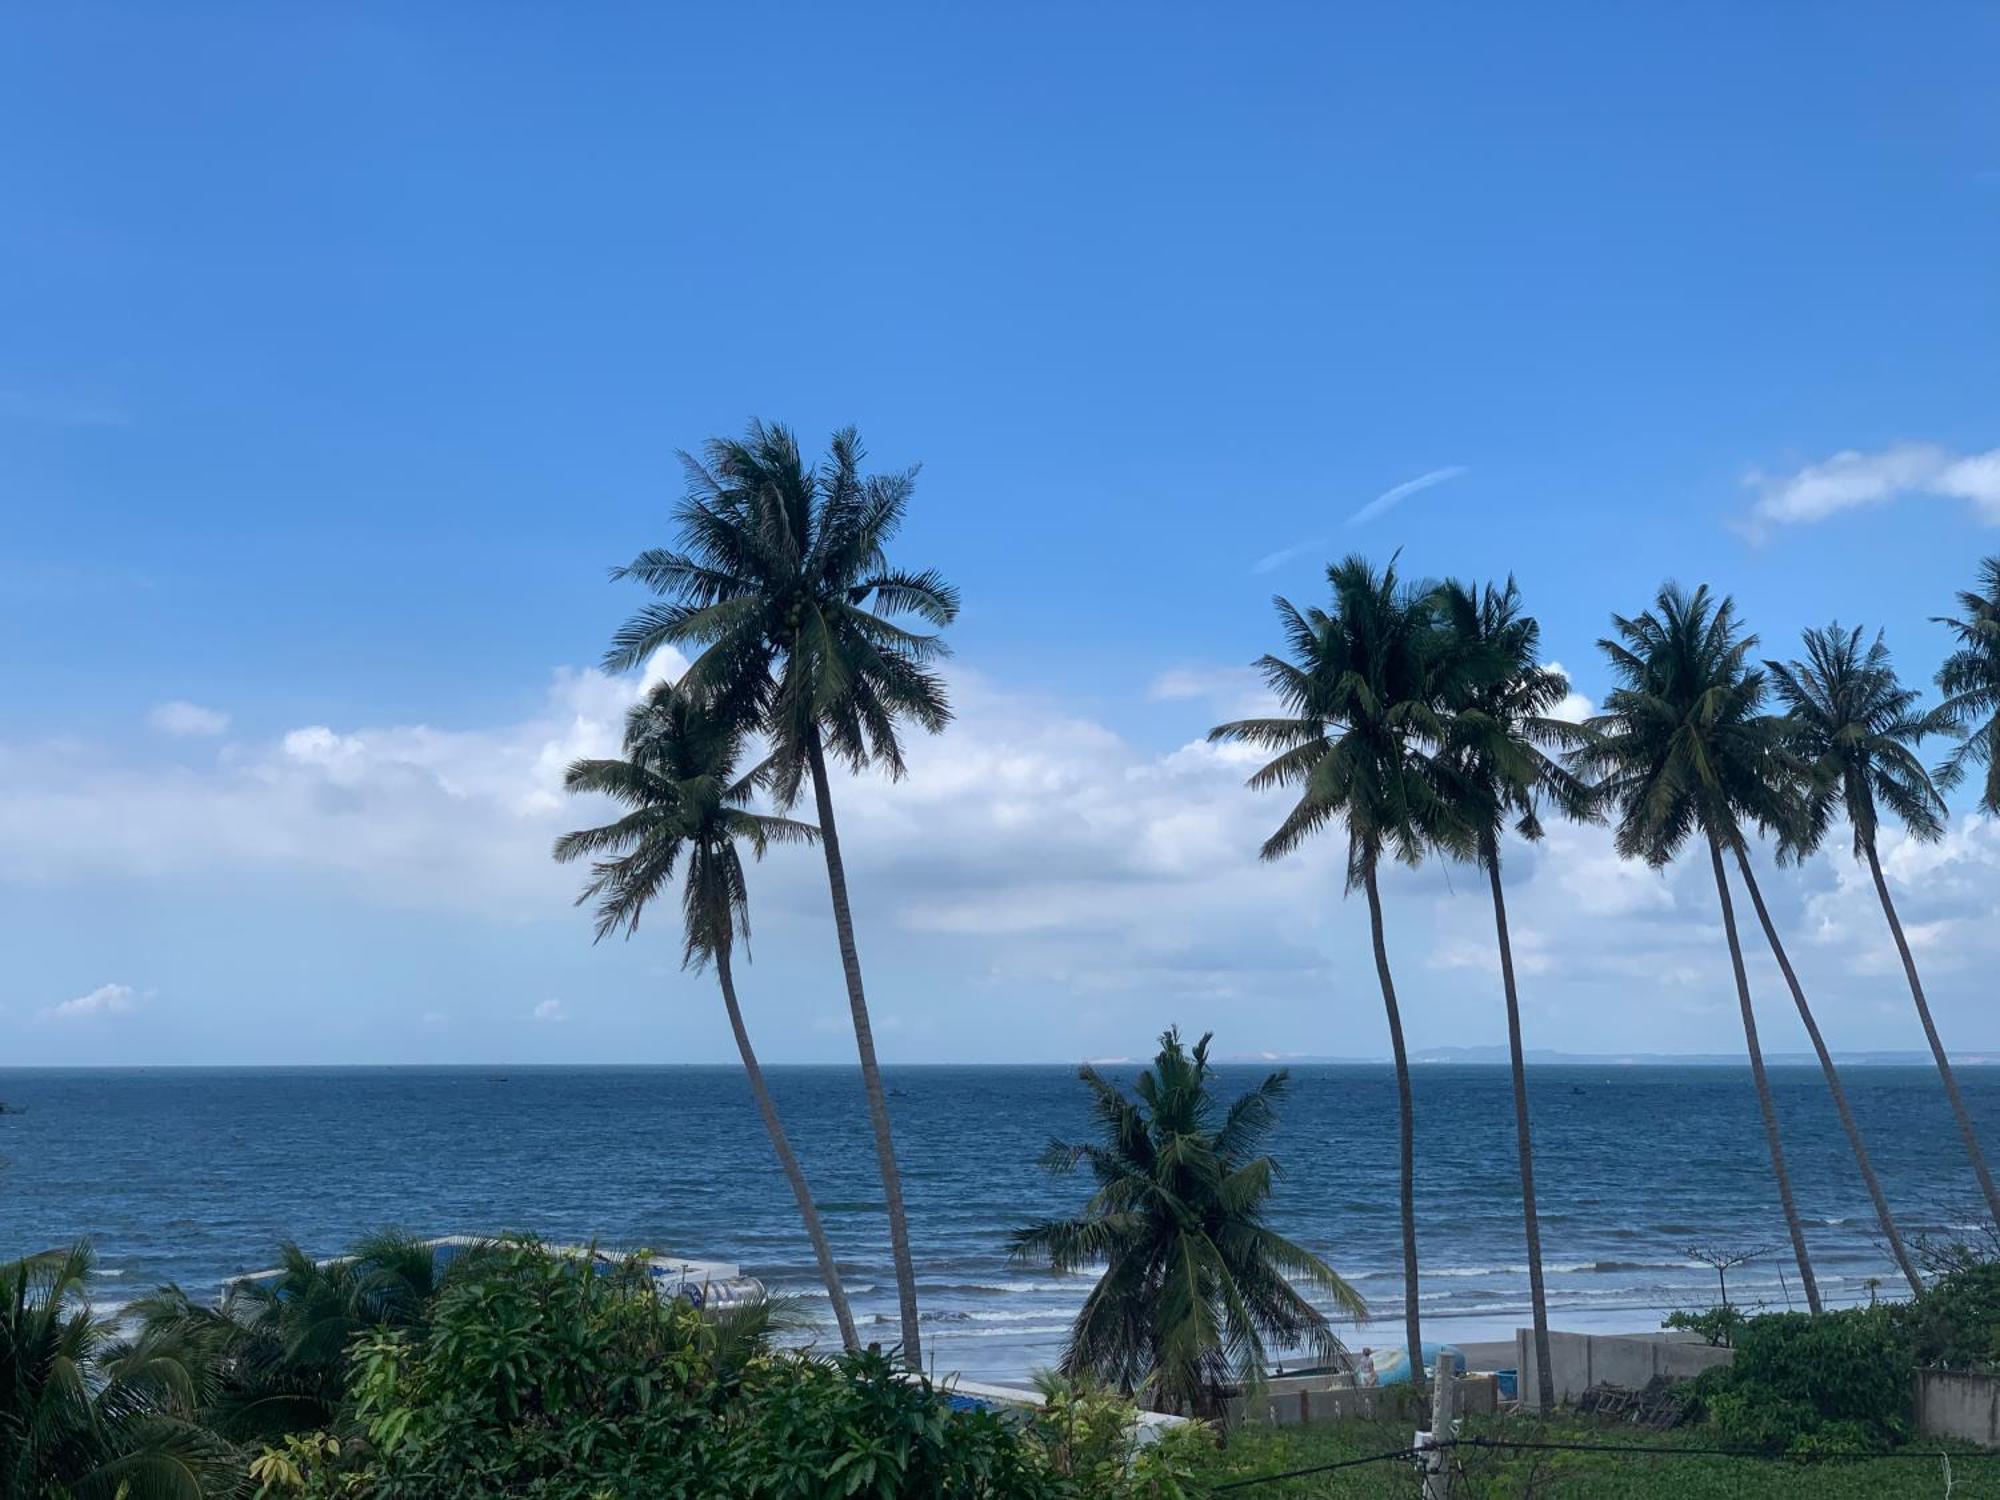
[149, 701, 230, 737]
[532, 999, 570, 1023]
[1347, 465, 1469, 527]
[1543, 662, 1594, 724]
[44, 982, 139, 1021]
[4, 643, 2000, 1057]
[1743, 442, 2000, 535]
[1251, 465, 1468, 573]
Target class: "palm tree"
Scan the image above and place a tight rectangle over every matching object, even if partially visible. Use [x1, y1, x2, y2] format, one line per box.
[1936, 556, 2000, 815]
[129, 1230, 479, 1445]
[1772, 622, 2000, 1230]
[1209, 554, 1475, 1387]
[1010, 1028, 1364, 1418]
[603, 422, 956, 1365]
[1571, 584, 1822, 1312]
[555, 683, 859, 1349]
[1435, 577, 1592, 1410]
[2, 1242, 235, 1499]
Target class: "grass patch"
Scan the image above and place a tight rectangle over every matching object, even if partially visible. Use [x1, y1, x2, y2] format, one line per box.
[1185, 1415, 2000, 1497]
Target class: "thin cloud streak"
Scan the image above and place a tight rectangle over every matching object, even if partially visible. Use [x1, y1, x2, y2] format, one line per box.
[1251, 465, 1468, 574]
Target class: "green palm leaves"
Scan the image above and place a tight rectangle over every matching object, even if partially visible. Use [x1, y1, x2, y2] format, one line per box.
[602, 421, 957, 805]
[1935, 556, 2000, 815]
[1011, 1029, 1362, 1417]
[1768, 623, 1952, 860]
[3, 1243, 235, 1499]
[1212, 554, 1474, 882]
[1571, 584, 1793, 864]
[555, 687, 815, 967]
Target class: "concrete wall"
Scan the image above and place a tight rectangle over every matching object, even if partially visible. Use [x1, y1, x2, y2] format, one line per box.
[1233, 1372, 1498, 1427]
[1515, 1330, 1734, 1410]
[1916, 1369, 2000, 1448]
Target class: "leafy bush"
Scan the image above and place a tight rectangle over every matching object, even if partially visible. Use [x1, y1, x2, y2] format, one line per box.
[1895, 1260, 2000, 1369]
[252, 1238, 1210, 1500]
[1689, 1306, 1911, 1453]
[1662, 1304, 1748, 1348]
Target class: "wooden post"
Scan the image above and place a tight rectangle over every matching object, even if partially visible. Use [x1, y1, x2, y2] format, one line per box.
[1421, 1350, 1457, 1500]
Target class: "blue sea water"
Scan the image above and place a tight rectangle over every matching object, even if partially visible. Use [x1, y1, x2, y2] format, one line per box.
[2, 1063, 1994, 1382]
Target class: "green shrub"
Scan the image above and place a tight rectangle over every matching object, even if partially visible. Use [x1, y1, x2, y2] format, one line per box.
[1896, 1260, 2000, 1369]
[1662, 1304, 1748, 1348]
[252, 1239, 1205, 1499]
[1689, 1306, 1911, 1454]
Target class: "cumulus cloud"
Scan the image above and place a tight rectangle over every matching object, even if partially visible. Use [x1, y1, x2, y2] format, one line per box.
[1743, 442, 2000, 536]
[532, 999, 570, 1023]
[149, 701, 230, 737]
[3, 644, 1998, 1056]
[44, 982, 140, 1021]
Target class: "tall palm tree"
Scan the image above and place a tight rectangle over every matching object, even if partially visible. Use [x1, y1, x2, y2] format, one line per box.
[2, 1243, 235, 1499]
[1571, 583, 1823, 1313]
[556, 683, 859, 1350]
[1010, 1028, 1364, 1418]
[1435, 577, 1592, 1410]
[1209, 554, 1475, 1387]
[1772, 622, 2000, 1230]
[1936, 556, 2000, 816]
[603, 423, 956, 1366]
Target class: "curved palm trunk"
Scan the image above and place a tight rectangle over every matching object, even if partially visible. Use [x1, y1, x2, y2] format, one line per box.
[1866, 837, 2000, 1229]
[1362, 863, 1424, 1389]
[1730, 846, 1922, 1296]
[1481, 839, 1554, 1411]
[1707, 834, 1822, 1314]
[805, 726, 923, 1367]
[715, 948, 859, 1349]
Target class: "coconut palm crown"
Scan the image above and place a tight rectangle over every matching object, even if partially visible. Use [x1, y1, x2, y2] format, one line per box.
[1768, 623, 1953, 860]
[1435, 576, 1594, 849]
[1570, 583, 1794, 864]
[601, 421, 957, 805]
[1935, 555, 2000, 815]
[1010, 1028, 1363, 1418]
[1209, 553, 1480, 883]
[555, 684, 816, 964]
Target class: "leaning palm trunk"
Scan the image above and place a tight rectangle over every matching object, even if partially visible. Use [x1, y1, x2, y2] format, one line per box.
[1362, 864, 1424, 1388]
[1865, 838, 2000, 1229]
[715, 948, 859, 1349]
[1482, 840, 1555, 1411]
[805, 726, 924, 1366]
[1706, 835, 1822, 1312]
[1731, 846, 1922, 1295]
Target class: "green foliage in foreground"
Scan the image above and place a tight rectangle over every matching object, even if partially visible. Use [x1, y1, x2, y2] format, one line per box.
[1185, 1415, 2000, 1498]
[250, 1239, 1213, 1500]
[1, 1243, 237, 1500]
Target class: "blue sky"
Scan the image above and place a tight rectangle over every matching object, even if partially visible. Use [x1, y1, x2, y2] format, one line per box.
[4, 4, 1998, 1065]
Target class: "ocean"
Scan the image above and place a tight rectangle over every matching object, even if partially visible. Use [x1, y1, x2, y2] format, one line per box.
[2, 1063, 1993, 1383]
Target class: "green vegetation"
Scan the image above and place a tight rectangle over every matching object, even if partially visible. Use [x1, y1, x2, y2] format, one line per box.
[555, 683, 857, 1348]
[2, 1243, 235, 1499]
[1182, 1415, 2000, 1497]
[1011, 1028, 1363, 1418]
[602, 421, 959, 1367]
[5, 1237, 1219, 1499]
